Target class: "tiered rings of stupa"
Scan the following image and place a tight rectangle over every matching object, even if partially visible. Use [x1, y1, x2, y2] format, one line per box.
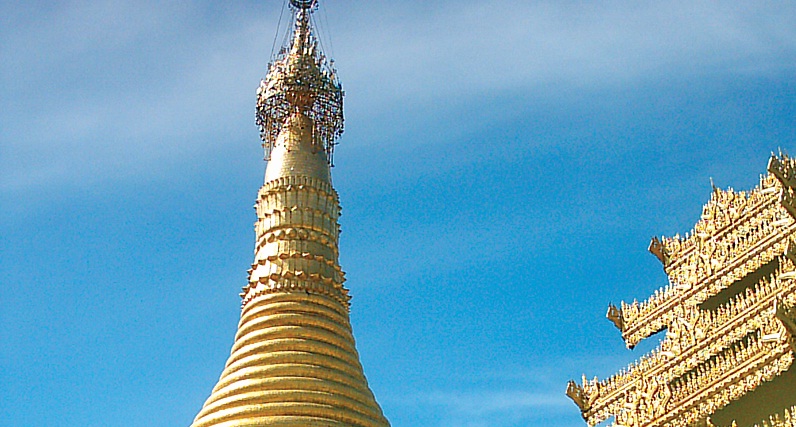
[188, 1, 390, 426]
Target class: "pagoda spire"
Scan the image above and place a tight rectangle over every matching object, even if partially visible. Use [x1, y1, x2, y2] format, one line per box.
[188, 2, 390, 426]
[255, 0, 344, 169]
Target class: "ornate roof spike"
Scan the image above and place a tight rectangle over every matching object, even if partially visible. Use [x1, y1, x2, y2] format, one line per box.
[606, 303, 624, 332]
[256, 0, 343, 165]
[648, 236, 670, 267]
[569, 155, 796, 427]
[290, 0, 317, 10]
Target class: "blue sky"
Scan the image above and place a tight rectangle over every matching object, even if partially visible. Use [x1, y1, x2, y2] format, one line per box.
[1, 1, 795, 426]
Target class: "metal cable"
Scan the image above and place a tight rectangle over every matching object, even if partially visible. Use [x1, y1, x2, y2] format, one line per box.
[270, 0, 288, 60]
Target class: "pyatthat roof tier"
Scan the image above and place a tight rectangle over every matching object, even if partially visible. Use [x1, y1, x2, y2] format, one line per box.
[568, 153, 796, 427]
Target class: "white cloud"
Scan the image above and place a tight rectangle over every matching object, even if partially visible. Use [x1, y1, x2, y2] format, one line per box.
[386, 388, 571, 427]
[1, 1, 273, 191]
[1, 0, 794, 192]
[379, 357, 631, 426]
[334, 0, 796, 108]
[420, 389, 568, 415]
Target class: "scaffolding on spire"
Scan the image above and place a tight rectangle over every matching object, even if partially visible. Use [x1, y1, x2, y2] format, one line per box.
[256, 0, 343, 165]
[188, 2, 390, 426]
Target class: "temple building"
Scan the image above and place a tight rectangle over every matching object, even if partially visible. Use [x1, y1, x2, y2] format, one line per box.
[567, 153, 796, 427]
[188, 1, 390, 426]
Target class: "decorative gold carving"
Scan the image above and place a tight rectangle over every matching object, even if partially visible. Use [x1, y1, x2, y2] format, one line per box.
[769, 154, 796, 190]
[244, 171, 348, 307]
[745, 405, 796, 427]
[607, 303, 624, 332]
[649, 236, 670, 267]
[620, 187, 792, 348]
[578, 259, 796, 425]
[569, 155, 796, 427]
[775, 298, 796, 352]
[770, 153, 796, 220]
[567, 377, 598, 412]
[613, 375, 673, 427]
[256, 2, 344, 164]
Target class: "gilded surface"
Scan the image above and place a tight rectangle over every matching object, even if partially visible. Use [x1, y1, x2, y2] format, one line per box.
[255, 0, 343, 165]
[568, 154, 796, 427]
[190, 2, 390, 426]
[745, 405, 796, 427]
[619, 173, 791, 348]
[710, 405, 796, 427]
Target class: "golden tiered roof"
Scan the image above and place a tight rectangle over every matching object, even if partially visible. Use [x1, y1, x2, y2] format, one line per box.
[189, 2, 390, 426]
[568, 154, 796, 427]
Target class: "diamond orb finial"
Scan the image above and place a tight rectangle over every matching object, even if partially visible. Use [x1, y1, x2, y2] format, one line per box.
[290, 0, 316, 10]
[256, 0, 343, 165]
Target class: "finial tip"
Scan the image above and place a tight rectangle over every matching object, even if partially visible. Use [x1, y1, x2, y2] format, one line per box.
[290, 0, 316, 10]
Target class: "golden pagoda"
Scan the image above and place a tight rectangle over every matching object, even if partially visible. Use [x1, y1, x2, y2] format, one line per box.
[189, 1, 390, 426]
[567, 154, 796, 427]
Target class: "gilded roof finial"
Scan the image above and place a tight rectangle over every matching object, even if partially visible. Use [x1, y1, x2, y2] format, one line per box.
[290, 0, 317, 10]
[256, 0, 343, 165]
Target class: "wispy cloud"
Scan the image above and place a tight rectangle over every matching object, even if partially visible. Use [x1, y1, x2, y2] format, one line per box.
[1, 2, 277, 191]
[379, 356, 630, 427]
[419, 389, 569, 414]
[2, 1, 794, 192]
[336, 0, 796, 107]
[387, 388, 571, 427]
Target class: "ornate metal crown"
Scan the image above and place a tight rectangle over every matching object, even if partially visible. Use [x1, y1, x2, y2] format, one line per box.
[255, 4, 343, 165]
